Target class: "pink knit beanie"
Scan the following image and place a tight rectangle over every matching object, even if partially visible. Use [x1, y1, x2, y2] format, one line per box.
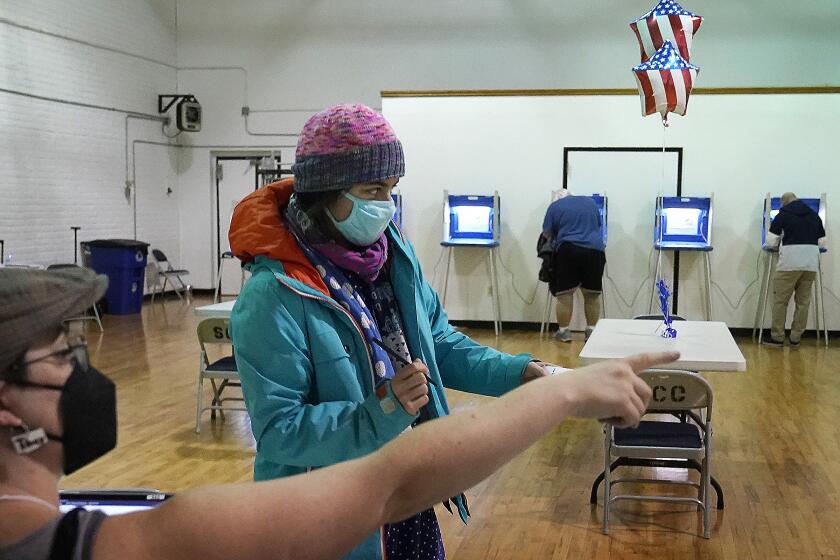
[291, 104, 405, 192]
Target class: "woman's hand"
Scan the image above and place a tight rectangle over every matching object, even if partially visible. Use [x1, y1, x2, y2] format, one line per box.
[390, 360, 430, 415]
[556, 352, 679, 429]
[521, 361, 548, 384]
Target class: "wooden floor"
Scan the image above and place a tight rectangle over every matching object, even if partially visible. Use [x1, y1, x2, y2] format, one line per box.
[66, 295, 840, 559]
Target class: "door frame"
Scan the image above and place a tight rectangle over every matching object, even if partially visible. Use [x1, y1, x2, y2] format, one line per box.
[211, 151, 280, 289]
[562, 147, 684, 312]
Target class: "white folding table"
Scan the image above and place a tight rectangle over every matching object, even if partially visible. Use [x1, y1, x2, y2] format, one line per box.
[579, 319, 746, 372]
[194, 299, 236, 318]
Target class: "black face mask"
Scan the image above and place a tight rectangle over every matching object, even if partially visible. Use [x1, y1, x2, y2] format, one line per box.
[9, 362, 117, 474]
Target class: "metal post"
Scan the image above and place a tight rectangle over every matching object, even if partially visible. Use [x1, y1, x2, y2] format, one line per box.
[818, 256, 829, 345]
[601, 262, 608, 318]
[812, 278, 821, 344]
[488, 247, 502, 336]
[71, 227, 81, 264]
[650, 249, 663, 314]
[757, 252, 776, 344]
[753, 251, 771, 340]
[540, 283, 552, 336]
[441, 247, 452, 306]
[704, 252, 712, 321]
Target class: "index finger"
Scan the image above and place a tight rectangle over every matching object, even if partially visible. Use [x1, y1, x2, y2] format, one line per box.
[623, 351, 680, 373]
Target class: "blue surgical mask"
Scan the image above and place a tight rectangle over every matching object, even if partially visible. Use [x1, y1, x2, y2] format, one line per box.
[328, 193, 395, 246]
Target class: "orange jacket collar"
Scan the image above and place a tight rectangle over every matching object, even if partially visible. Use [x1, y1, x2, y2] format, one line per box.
[228, 178, 329, 296]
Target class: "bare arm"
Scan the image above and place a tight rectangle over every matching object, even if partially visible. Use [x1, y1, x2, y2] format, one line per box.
[93, 352, 676, 560]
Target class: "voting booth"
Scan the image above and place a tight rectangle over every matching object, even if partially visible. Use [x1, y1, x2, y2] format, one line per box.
[440, 191, 502, 335]
[540, 191, 609, 335]
[650, 195, 714, 320]
[753, 193, 828, 344]
[761, 194, 825, 250]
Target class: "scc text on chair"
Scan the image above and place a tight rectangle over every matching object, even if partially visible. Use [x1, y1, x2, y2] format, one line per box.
[195, 317, 247, 433]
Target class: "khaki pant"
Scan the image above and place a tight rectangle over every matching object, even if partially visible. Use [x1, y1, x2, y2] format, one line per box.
[771, 270, 816, 342]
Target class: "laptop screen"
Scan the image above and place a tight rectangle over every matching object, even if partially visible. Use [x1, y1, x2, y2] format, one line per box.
[59, 491, 171, 516]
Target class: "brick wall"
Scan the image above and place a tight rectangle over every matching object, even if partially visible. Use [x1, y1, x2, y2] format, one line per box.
[0, 0, 179, 280]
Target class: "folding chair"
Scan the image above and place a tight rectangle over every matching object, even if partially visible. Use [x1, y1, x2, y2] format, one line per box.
[47, 264, 104, 332]
[150, 249, 190, 303]
[600, 369, 716, 538]
[195, 318, 247, 433]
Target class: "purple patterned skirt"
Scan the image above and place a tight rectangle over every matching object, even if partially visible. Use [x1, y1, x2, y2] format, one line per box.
[385, 507, 445, 560]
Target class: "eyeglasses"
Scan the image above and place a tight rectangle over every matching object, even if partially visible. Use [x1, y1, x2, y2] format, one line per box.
[17, 336, 89, 373]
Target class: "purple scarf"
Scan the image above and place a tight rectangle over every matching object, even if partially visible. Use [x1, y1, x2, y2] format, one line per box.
[285, 195, 388, 282]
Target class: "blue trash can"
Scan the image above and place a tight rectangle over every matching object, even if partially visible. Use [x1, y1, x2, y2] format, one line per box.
[81, 239, 150, 314]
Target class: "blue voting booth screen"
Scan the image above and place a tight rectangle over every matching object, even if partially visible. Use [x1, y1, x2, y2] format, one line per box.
[655, 197, 711, 249]
[447, 195, 495, 242]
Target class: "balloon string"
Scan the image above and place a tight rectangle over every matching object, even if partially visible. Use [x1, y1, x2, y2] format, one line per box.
[661, 115, 668, 195]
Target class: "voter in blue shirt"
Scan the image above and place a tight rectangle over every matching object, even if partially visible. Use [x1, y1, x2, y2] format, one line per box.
[542, 189, 606, 342]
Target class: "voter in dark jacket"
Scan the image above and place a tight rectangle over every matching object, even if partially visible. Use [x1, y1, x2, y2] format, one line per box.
[764, 192, 826, 347]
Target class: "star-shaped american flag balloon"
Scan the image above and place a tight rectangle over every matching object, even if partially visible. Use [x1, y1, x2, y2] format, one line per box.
[630, 0, 702, 63]
[632, 41, 699, 119]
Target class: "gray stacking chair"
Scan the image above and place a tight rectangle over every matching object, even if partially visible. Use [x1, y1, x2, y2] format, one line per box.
[150, 249, 190, 303]
[195, 318, 246, 433]
[601, 369, 715, 538]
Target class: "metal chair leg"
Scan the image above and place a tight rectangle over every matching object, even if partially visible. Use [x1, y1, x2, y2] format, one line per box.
[702, 438, 712, 538]
[602, 428, 611, 534]
[92, 303, 104, 332]
[195, 372, 204, 434]
[172, 276, 184, 301]
[209, 378, 219, 420]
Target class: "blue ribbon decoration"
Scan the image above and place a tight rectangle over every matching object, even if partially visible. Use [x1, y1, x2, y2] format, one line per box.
[657, 279, 678, 338]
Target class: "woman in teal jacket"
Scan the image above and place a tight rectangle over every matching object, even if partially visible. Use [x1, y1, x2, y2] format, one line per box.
[229, 104, 546, 560]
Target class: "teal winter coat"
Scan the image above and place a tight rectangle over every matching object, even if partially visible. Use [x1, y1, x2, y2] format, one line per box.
[228, 181, 531, 559]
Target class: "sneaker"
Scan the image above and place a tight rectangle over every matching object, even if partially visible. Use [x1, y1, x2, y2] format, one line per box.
[789, 339, 801, 349]
[554, 327, 572, 343]
[585, 326, 594, 340]
[761, 337, 784, 348]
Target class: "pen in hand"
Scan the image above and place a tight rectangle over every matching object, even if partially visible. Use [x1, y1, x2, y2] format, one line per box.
[371, 337, 440, 389]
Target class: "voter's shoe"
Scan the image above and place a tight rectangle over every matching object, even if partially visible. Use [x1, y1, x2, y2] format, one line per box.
[761, 337, 784, 348]
[554, 327, 572, 343]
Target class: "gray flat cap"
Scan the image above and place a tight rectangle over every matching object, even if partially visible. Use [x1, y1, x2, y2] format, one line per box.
[0, 267, 108, 375]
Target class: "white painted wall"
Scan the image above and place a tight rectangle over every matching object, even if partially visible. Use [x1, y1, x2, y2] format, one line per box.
[382, 93, 840, 329]
[173, 0, 840, 296]
[0, 1, 179, 284]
